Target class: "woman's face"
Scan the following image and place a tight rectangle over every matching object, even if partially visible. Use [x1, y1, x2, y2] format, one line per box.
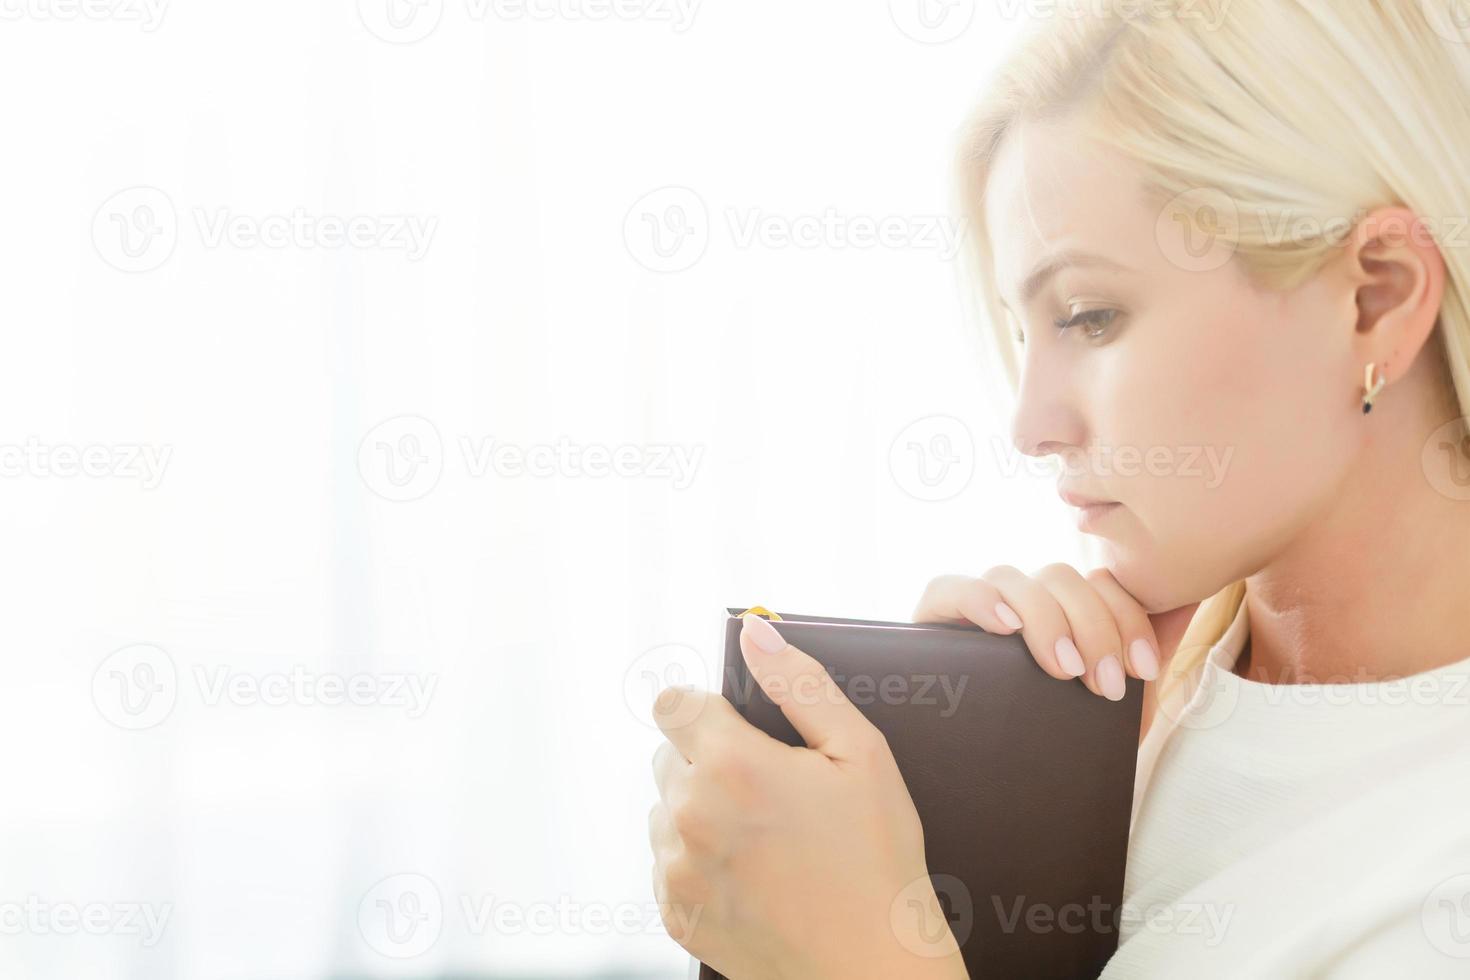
[983, 115, 1364, 612]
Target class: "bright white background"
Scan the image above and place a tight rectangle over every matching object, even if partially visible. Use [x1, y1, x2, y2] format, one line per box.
[0, 2, 1094, 977]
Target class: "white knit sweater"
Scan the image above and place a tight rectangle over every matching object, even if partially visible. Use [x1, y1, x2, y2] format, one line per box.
[1101, 598, 1470, 977]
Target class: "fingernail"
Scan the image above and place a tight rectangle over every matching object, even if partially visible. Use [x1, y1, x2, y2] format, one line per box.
[995, 602, 1023, 630]
[742, 613, 787, 654]
[1097, 656, 1126, 701]
[1129, 638, 1159, 681]
[1054, 636, 1086, 677]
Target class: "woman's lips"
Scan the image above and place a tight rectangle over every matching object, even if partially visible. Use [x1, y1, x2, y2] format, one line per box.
[1075, 501, 1123, 533]
[1057, 488, 1123, 533]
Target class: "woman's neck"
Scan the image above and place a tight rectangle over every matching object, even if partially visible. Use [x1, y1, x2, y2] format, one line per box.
[1240, 372, 1470, 686]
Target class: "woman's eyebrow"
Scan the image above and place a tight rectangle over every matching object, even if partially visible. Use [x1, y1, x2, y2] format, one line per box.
[1002, 249, 1133, 312]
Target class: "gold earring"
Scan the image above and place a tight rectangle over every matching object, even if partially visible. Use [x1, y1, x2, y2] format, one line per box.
[1362, 362, 1387, 414]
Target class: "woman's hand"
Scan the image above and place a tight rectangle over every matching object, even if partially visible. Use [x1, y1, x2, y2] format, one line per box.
[913, 565, 1201, 719]
[648, 613, 970, 980]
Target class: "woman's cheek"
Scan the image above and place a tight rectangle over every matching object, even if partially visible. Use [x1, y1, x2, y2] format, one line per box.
[1102, 444, 1312, 611]
[1092, 437, 1253, 610]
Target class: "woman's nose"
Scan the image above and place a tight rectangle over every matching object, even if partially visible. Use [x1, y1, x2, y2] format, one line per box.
[1008, 354, 1088, 463]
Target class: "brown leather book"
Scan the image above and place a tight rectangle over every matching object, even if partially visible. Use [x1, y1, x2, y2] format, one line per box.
[693, 607, 1142, 980]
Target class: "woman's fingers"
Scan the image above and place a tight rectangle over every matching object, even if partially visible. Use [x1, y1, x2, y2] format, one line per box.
[649, 740, 688, 863]
[648, 797, 675, 858]
[977, 565, 1089, 682]
[916, 563, 1176, 701]
[1085, 567, 1162, 681]
[911, 573, 1024, 634]
[652, 738, 688, 799]
[1030, 563, 1127, 700]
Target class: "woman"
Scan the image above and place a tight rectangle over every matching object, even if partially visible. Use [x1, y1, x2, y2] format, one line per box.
[648, 2, 1470, 975]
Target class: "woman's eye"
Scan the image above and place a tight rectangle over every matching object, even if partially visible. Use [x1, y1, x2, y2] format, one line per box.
[1053, 307, 1119, 340]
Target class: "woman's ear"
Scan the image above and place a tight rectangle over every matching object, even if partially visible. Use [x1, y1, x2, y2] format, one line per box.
[1345, 206, 1447, 382]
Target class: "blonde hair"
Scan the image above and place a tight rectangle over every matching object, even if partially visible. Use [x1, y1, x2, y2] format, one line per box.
[954, 0, 1470, 707]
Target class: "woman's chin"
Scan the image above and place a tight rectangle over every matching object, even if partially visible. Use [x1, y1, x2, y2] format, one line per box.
[1105, 550, 1236, 617]
[1097, 549, 1183, 614]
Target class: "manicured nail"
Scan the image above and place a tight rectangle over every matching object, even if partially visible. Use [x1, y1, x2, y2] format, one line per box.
[1129, 638, 1159, 681]
[742, 613, 787, 654]
[1097, 656, 1126, 701]
[995, 602, 1023, 630]
[1054, 636, 1086, 677]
